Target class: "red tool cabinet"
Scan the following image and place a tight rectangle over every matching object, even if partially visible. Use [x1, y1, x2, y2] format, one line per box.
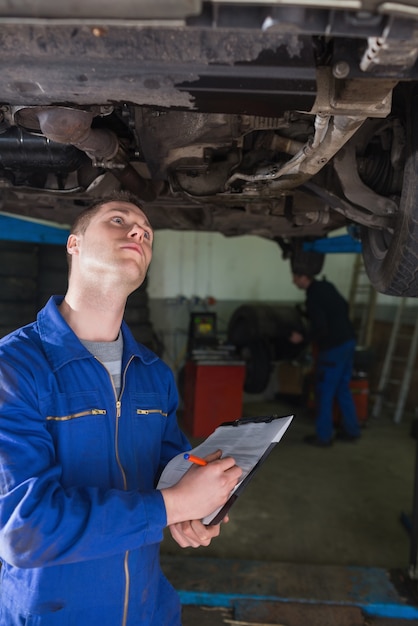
[183, 360, 246, 438]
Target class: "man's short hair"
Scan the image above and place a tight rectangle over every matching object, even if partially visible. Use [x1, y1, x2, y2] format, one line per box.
[291, 265, 315, 279]
[292, 271, 315, 279]
[290, 248, 323, 277]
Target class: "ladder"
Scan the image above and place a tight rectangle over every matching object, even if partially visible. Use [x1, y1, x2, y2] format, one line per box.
[372, 297, 418, 423]
[348, 254, 377, 348]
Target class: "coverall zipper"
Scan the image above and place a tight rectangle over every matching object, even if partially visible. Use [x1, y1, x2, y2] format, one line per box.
[96, 355, 134, 626]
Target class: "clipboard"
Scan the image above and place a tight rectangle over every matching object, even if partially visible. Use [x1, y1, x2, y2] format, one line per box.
[157, 413, 293, 525]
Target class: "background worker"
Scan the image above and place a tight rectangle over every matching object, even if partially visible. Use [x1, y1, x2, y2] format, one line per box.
[0, 192, 242, 626]
[289, 270, 361, 447]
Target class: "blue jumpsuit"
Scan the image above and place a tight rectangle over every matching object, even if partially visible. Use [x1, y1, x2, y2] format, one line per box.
[0, 296, 190, 625]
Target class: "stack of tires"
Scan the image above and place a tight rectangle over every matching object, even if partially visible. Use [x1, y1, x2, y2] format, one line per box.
[37, 244, 68, 308]
[0, 241, 39, 338]
[227, 303, 306, 393]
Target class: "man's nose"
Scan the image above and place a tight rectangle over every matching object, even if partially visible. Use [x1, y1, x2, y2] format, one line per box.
[128, 224, 144, 239]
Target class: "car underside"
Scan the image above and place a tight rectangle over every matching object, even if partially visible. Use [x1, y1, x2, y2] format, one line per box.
[1, 1, 418, 294]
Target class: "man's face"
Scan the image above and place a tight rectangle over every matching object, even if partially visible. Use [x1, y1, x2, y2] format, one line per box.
[292, 273, 309, 290]
[68, 201, 153, 290]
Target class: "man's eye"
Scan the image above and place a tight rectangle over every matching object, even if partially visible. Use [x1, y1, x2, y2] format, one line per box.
[112, 216, 124, 224]
[144, 230, 151, 240]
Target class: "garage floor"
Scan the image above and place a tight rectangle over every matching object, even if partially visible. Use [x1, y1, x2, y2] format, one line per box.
[160, 398, 418, 624]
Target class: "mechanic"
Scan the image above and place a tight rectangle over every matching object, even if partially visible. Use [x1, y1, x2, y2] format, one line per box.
[289, 269, 361, 447]
[0, 192, 242, 625]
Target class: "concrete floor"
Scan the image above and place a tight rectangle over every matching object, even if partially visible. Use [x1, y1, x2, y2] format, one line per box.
[160, 398, 418, 624]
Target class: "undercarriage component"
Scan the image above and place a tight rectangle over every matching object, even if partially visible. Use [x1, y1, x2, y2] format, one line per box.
[14, 106, 161, 201]
[334, 142, 397, 217]
[0, 127, 85, 172]
[226, 114, 368, 192]
[0, 2, 418, 294]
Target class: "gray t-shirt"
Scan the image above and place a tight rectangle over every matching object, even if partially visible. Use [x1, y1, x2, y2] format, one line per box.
[80, 332, 123, 396]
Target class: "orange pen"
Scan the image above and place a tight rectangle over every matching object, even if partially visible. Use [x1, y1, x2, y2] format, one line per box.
[183, 453, 208, 466]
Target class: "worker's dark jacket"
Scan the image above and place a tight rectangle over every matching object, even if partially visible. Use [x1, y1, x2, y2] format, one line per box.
[0, 296, 190, 626]
[305, 278, 356, 350]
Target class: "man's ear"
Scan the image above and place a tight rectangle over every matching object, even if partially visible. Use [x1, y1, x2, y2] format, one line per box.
[67, 233, 80, 257]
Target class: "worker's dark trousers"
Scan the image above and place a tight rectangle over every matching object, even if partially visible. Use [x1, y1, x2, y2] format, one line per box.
[315, 338, 361, 443]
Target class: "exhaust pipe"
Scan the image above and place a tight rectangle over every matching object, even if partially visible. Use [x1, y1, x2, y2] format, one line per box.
[34, 106, 159, 201]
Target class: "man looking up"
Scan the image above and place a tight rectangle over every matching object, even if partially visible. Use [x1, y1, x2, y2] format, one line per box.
[0, 192, 242, 625]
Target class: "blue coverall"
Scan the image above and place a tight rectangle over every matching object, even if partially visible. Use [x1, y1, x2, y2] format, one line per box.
[0, 296, 190, 625]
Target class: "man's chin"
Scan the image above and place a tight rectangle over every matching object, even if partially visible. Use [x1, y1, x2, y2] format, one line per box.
[127, 273, 147, 294]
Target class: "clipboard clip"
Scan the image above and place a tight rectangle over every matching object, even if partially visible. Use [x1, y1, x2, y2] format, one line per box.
[223, 414, 280, 427]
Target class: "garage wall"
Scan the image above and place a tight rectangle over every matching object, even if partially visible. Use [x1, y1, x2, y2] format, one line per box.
[147, 228, 405, 347]
[148, 229, 357, 302]
[149, 228, 411, 305]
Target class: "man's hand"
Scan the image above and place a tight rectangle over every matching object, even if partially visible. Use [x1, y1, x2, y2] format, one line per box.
[289, 330, 304, 344]
[168, 518, 225, 548]
[161, 450, 242, 525]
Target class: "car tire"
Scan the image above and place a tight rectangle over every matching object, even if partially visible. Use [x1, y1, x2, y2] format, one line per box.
[239, 338, 272, 394]
[362, 86, 418, 296]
